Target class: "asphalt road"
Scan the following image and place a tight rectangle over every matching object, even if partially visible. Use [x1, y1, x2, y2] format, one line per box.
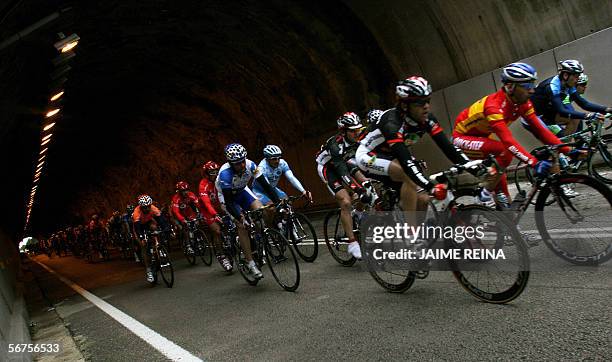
[28, 180, 612, 361]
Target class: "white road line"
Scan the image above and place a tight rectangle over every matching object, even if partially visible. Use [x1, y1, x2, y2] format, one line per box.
[34, 259, 203, 362]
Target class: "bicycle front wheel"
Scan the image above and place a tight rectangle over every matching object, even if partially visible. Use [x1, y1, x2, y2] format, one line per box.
[264, 228, 300, 291]
[535, 173, 612, 265]
[323, 209, 356, 267]
[588, 135, 612, 184]
[157, 244, 174, 288]
[448, 204, 530, 304]
[194, 230, 213, 266]
[288, 213, 318, 262]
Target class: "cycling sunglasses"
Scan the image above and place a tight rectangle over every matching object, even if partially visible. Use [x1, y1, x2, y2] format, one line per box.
[268, 157, 281, 161]
[516, 82, 536, 90]
[411, 97, 432, 106]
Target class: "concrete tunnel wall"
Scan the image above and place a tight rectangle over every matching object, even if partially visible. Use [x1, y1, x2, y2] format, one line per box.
[283, 1, 612, 206]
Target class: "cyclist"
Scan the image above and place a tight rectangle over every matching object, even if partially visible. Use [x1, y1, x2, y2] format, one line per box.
[453, 62, 572, 206]
[133, 194, 169, 283]
[199, 161, 232, 272]
[316, 112, 376, 260]
[531, 60, 611, 139]
[171, 181, 206, 256]
[121, 204, 139, 262]
[253, 145, 312, 205]
[357, 76, 480, 216]
[216, 143, 281, 279]
[87, 214, 105, 259]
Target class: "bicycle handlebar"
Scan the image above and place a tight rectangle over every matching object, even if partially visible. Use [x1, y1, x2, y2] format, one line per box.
[429, 157, 496, 183]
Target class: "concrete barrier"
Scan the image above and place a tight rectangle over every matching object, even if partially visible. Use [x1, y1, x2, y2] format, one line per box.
[0, 231, 32, 362]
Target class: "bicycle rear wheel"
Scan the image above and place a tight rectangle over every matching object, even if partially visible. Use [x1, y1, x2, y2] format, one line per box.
[588, 135, 612, 184]
[157, 244, 174, 287]
[448, 204, 530, 304]
[323, 209, 356, 266]
[535, 173, 612, 265]
[287, 213, 318, 262]
[184, 238, 197, 265]
[194, 230, 213, 266]
[264, 228, 300, 291]
[234, 237, 259, 286]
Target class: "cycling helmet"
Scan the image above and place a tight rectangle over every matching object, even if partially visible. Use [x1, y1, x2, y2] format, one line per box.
[558, 59, 584, 74]
[126, 204, 135, 213]
[396, 76, 432, 99]
[175, 181, 189, 191]
[263, 145, 282, 159]
[501, 62, 538, 83]
[367, 109, 384, 123]
[202, 160, 220, 172]
[337, 112, 363, 130]
[577, 73, 589, 85]
[137, 194, 153, 206]
[224, 143, 247, 162]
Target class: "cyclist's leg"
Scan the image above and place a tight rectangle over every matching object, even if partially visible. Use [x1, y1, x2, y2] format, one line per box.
[234, 188, 260, 262]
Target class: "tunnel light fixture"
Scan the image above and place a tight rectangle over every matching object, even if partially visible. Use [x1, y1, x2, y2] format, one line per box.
[43, 122, 56, 131]
[50, 91, 64, 101]
[40, 148, 48, 154]
[38, 154, 46, 161]
[54, 33, 80, 53]
[46, 109, 60, 118]
[42, 133, 52, 141]
[36, 161, 44, 168]
[41, 138, 51, 146]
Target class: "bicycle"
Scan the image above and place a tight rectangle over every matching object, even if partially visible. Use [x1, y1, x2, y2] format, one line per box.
[275, 195, 318, 262]
[228, 203, 301, 291]
[458, 145, 612, 265]
[363, 160, 530, 304]
[513, 113, 612, 188]
[183, 217, 213, 266]
[143, 229, 174, 288]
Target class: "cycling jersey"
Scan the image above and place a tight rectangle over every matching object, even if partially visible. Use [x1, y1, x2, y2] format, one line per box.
[171, 191, 204, 223]
[453, 88, 568, 166]
[216, 159, 278, 219]
[198, 177, 222, 216]
[252, 159, 305, 204]
[357, 108, 469, 190]
[531, 75, 607, 123]
[316, 134, 362, 194]
[132, 205, 161, 224]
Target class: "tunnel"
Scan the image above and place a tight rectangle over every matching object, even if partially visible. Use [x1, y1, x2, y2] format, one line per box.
[2, 0, 612, 237]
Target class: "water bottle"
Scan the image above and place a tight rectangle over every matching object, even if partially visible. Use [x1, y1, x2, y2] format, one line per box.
[510, 190, 526, 210]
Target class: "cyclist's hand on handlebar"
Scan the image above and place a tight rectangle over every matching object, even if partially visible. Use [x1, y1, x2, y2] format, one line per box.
[586, 112, 606, 122]
[466, 162, 488, 177]
[302, 190, 313, 203]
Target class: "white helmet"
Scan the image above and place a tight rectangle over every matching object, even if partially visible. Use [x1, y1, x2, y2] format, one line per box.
[137, 194, 153, 207]
[396, 76, 432, 99]
[577, 73, 589, 85]
[558, 59, 584, 74]
[336, 112, 363, 130]
[224, 143, 247, 162]
[367, 109, 384, 123]
[263, 145, 282, 159]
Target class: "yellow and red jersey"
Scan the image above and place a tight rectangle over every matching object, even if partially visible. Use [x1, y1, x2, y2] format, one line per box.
[132, 204, 161, 224]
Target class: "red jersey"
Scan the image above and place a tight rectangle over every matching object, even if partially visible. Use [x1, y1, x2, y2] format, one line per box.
[171, 192, 203, 223]
[198, 178, 221, 216]
[453, 89, 569, 165]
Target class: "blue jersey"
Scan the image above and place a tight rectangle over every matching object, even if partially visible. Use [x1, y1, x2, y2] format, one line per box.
[253, 159, 305, 192]
[216, 159, 261, 193]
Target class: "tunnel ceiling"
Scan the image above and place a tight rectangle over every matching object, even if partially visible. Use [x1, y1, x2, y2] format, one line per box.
[2, 0, 611, 238]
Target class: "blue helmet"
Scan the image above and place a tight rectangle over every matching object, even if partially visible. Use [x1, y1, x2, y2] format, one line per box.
[224, 143, 247, 162]
[501, 63, 538, 83]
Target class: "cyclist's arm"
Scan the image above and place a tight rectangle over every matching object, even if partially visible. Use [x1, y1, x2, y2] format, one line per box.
[328, 141, 351, 181]
[254, 174, 280, 203]
[490, 119, 537, 166]
[524, 112, 571, 154]
[283, 168, 306, 193]
[380, 119, 432, 190]
[551, 93, 589, 119]
[221, 189, 241, 220]
[430, 130, 470, 165]
[170, 199, 185, 223]
[198, 182, 219, 216]
[570, 93, 609, 113]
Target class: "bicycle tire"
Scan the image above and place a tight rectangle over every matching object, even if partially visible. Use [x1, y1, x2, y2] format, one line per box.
[184, 237, 197, 265]
[264, 228, 300, 291]
[288, 213, 318, 262]
[448, 204, 530, 304]
[535, 173, 612, 265]
[194, 229, 213, 266]
[157, 244, 174, 288]
[587, 136, 612, 184]
[235, 236, 259, 286]
[323, 209, 356, 267]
